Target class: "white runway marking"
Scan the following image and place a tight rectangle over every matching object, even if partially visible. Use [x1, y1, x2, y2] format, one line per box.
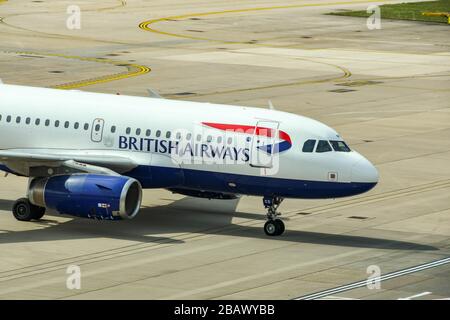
[320, 295, 358, 300]
[398, 292, 432, 300]
[296, 256, 450, 300]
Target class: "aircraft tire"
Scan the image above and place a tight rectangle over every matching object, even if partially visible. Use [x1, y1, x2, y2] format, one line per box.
[12, 198, 46, 221]
[31, 206, 46, 220]
[264, 219, 284, 236]
[13, 198, 34, 221]
[274, 219, 285, 235]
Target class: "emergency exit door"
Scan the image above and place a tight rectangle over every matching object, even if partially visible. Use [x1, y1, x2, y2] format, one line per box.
[91, 118, 105, 142]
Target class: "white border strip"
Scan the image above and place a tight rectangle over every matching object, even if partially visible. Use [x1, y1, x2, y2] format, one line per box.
[295, 257, 450, 300]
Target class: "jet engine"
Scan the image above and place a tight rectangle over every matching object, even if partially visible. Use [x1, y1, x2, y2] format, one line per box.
[28, 174, 142, 220]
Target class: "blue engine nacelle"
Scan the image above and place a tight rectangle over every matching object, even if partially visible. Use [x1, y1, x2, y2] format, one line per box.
[28, 174, 142, 220]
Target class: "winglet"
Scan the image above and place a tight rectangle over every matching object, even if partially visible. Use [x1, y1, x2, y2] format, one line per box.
[147, 88, 162, 99]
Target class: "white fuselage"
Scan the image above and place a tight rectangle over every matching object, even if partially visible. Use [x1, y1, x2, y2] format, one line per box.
[0, 84, 378, 199]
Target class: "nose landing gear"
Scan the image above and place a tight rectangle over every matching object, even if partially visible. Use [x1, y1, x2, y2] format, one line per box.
[263, 196, 285, 236]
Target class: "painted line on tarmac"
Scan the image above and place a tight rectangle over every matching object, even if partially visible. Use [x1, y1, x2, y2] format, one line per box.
[0, 1, 132, 46]
[176, 68, 351, 98]
[4, 51, 151, 89]
[139, 0, 394, 44]
[295, 256, 450, 300]
[398, 291, 432, 300]
[1, 180, 447, 283]
[139, 1, 391, 95]
[162, 248, 369, 300]
[175, 52, 352, 98]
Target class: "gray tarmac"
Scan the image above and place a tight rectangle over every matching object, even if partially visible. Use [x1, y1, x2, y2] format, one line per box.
[0, 0, 449, 299]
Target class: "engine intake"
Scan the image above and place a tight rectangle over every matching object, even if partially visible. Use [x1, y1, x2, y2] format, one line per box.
[29, 174, 142, 220]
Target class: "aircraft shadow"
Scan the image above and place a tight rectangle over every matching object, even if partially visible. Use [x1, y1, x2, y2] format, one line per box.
[0, 197, 437, 251]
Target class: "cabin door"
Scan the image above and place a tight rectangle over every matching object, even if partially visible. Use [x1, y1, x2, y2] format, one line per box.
[91, 118, 105, 142]
[249, 120, 279, 168]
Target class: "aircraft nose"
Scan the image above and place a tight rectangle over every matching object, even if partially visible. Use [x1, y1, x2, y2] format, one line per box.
[351, 157, 379, 184]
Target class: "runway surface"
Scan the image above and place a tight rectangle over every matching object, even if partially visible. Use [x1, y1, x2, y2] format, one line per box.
[0, 0, 449, 299]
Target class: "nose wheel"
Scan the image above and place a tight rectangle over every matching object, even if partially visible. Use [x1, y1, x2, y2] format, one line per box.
[263, 196, 285, 236]
[264, 219, 285, 236]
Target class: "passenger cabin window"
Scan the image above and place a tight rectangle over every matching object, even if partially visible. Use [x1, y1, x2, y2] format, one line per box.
[26, 117, 31, 125]
[316, 140, 332, 153]
[45, 119, 50, 126]
[84, 123, 89, 130]
[35, 119, 40, 126]
[166, 131, 171, 139]
[156, 130, 161, 137]
[64, 121, 69, 128]
[111, 126, 116, 133]
[54, 120, 60, 127]
[136, 128, 141, 136]
[146, 129, 151, 137]
[302, 139, 316, 153]
[16, 116, 21, 123]
[74, 122, 79, 129]
[126, 127, 131, 134]
[330, 140, 351, 152]
[6, 116, 11, 123]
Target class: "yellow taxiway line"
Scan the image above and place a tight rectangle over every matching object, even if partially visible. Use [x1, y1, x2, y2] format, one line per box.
[174, 56, 352, 98]
[6, 51, 150, 90]
[139, 0, 392, 44]
[50, 55, 150, 90]
[139, 0, 394, 94]
[1, 1, 150, 90]
[0, 0, 131, 46]
[422, 11, 450, 24]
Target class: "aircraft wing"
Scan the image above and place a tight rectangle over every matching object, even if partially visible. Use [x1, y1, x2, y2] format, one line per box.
[0, 149, 138, 176]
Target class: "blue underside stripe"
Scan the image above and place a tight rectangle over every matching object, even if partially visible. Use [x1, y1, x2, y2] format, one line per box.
[125, 165, 376, 199]
[0, 164, 376, 199]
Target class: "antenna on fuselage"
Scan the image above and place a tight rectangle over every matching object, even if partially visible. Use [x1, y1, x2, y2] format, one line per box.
[268, 100, 275, 110]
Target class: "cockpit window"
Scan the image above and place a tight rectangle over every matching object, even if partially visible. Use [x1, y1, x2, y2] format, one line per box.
[302, 139, 316, 152]
[330, 140, 351, 152]
[316, 140, 332, 153]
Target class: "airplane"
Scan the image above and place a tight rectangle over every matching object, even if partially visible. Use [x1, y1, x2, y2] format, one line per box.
[0, 83, 378, 236]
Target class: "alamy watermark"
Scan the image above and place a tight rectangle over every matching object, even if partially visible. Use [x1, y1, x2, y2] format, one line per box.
[66, 5, 81, 30]
[366, 5, 381, 30]
[66, 264, 81, 290]
[366, 265, 381, 290]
